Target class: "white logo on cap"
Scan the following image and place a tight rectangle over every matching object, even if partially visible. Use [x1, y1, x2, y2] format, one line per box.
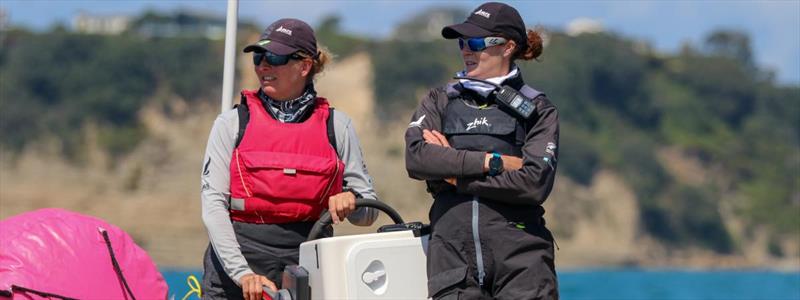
[474, 9, 491, 19]
[276, 26, 292, 36]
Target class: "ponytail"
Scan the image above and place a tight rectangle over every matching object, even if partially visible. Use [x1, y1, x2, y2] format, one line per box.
[307, 45, 333, 82]
[514, 29, 544, 61]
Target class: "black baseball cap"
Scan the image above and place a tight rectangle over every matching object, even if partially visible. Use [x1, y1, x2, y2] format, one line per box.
[243, 18, 318, 57]
[442, 2, 527, 47]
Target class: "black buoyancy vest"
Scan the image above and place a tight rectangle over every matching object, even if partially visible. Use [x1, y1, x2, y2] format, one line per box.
[442, 83, 543, 157]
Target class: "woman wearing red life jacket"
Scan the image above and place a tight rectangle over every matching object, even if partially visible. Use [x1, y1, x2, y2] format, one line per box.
[200, 18, 378, 300]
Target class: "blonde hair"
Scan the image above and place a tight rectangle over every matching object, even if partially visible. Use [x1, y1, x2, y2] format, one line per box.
[307, 45, 332, 82]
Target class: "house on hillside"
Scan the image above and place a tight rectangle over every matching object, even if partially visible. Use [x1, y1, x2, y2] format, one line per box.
[73, 13, 132, 35]
[72, 10, 226, 40]
[131, 11, 226, 40]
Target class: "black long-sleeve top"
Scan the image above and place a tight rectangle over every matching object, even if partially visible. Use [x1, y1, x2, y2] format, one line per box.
[404, 81, 559, 206]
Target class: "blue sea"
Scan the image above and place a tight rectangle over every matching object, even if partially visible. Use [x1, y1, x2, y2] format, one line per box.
[163, 269, 800, 300]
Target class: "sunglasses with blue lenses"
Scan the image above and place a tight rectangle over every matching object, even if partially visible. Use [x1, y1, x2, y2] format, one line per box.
[252, 51, 306, 66]
[458, 37, 508, 52]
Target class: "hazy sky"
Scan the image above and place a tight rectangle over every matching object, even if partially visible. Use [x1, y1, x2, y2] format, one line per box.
[3, 0, 799, 85]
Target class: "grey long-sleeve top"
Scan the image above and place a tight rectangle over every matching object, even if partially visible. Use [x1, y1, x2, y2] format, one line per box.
[201, 107, 378, 285]
[405, 85, 559, 206]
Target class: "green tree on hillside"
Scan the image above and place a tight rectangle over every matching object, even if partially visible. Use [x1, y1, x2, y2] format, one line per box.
[0, 28, 223, 161]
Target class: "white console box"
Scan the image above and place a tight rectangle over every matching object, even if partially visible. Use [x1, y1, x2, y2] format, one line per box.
[297, 230, 429, 300]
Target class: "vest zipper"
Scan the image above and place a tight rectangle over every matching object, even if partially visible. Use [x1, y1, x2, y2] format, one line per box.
[472, 195, 486, 287]
[320, 160, 340, 205]
[255, 210, 264, 223]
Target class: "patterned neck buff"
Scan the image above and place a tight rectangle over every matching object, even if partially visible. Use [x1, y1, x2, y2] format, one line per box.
[258, 84, 318, 123]
[456, 66, 520, 98]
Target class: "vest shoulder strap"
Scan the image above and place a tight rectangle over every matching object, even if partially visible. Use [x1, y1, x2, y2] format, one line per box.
[234, 98, 249, 148]
[327, 107, 337, 154]
[233, 98, 337, 153]
[519, 85, 543, 99]
[445, 82, 461, 99]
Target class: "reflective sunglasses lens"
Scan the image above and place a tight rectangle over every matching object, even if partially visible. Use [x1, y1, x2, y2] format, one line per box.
[467, 38, 487, 51]
[252, 52, 264, 65]
[265, 52, 291, 66]
[252, 51, 291, 66]
[458, 38, 488, 51]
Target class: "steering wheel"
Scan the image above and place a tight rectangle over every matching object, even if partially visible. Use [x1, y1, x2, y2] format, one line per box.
[306, 199, 405, 241]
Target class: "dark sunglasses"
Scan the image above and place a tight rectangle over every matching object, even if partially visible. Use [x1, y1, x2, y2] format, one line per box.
[252, 51, 306, 66]
[458, 37, 508, 52]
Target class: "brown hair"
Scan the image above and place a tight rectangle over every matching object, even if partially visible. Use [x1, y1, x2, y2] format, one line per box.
[513, 29, 544, 61]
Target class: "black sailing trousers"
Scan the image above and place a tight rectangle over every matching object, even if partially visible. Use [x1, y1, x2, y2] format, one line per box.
[427, 195, 558, 300]
[202, 221, 328, 300]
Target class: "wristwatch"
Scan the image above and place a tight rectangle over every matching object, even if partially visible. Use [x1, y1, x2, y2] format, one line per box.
[488, 152, 504, 176]
[342, 186, 362, 199]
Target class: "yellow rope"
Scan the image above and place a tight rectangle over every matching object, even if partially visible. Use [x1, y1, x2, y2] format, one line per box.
[180, 275, 202, 300]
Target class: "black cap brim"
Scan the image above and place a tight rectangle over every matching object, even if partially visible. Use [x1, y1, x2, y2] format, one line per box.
[242, 40, 296, 55]
[442, 22, 494, 39]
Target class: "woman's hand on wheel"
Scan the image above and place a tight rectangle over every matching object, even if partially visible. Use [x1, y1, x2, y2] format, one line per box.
[240, 273, 276, 300]
[329, 191, 356, 224]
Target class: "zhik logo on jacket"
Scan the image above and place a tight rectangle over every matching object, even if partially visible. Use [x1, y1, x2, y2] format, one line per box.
[465, 117, 491, 131]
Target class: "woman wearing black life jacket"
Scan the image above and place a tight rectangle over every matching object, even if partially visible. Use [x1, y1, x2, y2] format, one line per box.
[405, 2, 559, 299]
[200, 18, 378, 300]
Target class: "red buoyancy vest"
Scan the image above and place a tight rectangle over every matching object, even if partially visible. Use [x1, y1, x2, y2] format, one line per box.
[229, 90, 344, 223]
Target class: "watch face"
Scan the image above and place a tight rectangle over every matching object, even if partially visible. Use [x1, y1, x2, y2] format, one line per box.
[490, 155, 503, 173]
[490, 157, 501, 167]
